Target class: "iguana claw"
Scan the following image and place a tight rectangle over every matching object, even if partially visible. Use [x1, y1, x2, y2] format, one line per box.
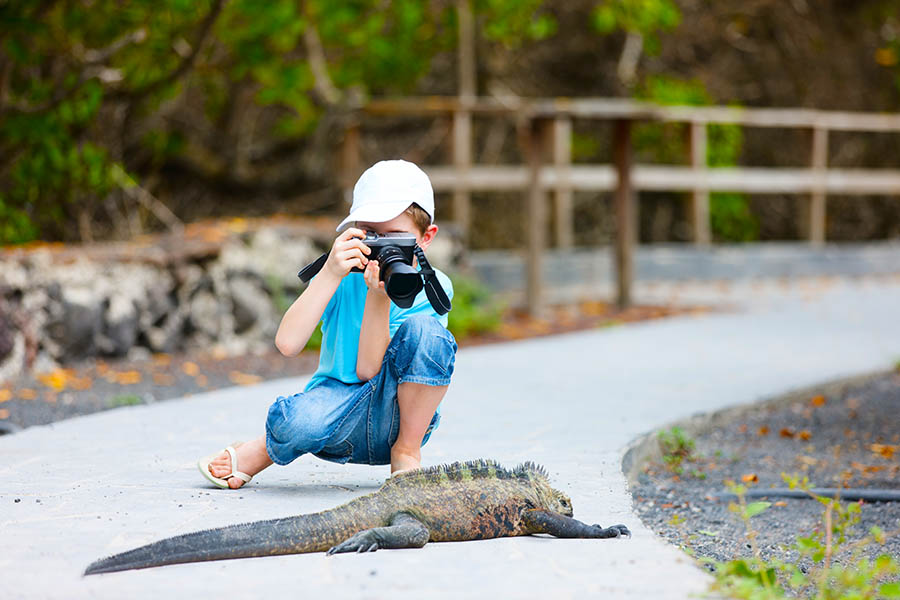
[596, 524, 631, 538]
[327, 530, 380, 555]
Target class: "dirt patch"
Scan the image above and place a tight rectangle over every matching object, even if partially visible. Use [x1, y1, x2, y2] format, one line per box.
[629, 371, 900, 573]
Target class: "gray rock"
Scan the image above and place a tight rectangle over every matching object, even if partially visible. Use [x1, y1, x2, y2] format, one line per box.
[97, 294, 139, 356]
[189, 289, 223, 338]
[0, 331, 25, 384]
[229, 275, 277, 335]
[45, 287, 104, 360]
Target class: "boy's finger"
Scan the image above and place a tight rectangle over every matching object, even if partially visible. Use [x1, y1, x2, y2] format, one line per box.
[342, 227, 365, 240]
[343, 238, 370, 255]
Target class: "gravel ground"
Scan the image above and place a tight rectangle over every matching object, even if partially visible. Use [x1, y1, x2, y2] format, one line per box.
[631, 371, 900, 573]
[0, 350, 320, 432]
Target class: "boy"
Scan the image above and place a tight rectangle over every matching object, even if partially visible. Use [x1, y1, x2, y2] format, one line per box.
[199, 160, 457, 488]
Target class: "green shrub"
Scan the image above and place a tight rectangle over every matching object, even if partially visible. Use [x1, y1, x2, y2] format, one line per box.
[708, 474, 900, 599]
[446, 274, 503, 340]
[657, 426, 696, 474]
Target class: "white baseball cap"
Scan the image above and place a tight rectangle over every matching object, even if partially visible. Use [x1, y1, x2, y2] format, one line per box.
[336, 160, 435, 232]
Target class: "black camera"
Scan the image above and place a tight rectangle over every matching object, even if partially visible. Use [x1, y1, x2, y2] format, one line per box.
[350, 232, 420, 307]
[298, 231, 451, 314]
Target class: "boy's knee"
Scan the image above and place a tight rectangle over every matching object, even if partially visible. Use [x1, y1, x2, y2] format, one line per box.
[396, 314, 440, 338]
[396, 315, 456, 351]
[389, 316, 457, 382]
[266, 395, 332, 448]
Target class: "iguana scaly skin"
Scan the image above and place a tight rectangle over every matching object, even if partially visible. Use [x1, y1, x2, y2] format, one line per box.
[84, 459, 630, 575]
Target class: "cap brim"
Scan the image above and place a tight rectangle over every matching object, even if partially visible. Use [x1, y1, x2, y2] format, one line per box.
[336, 201, 416, 232]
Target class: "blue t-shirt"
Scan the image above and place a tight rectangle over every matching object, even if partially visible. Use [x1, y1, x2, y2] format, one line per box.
[305, 268, 453, 392]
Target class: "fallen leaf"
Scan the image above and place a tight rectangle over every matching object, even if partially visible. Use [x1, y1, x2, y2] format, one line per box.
[37, 369, 76, 391]
[0, 408, 9, 419]
[18, 388, 37, 400]
[798, 455, 818, 466]
[780, 427, 795, 438]
[798, 430, 812, 441]
[153, 373, 175, 386]
[195, 374, 208, 387]
[71, 377, 93, 391]
[870, 444, 897, 459]
[660, 503, 675, 509]
[229, 371, 262, 386]
[851, 462, 885, 475]
[757, 425, 770, 436]
[0, 389, 11, 403]
[811, 395, 826, 407]
[114, 370, 142, 385]
[741, 473, 758, 483]
[182, 362, 200, 376]
[153, 354, 172, 366]
[737, 424, 748, 434]
[774, 501, 788, 507]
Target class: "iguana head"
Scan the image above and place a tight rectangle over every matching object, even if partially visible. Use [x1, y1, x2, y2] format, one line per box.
[549, 488, 574, 517]
[515, 462, 575, 517]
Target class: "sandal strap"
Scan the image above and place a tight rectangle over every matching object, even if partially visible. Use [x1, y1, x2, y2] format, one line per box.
[223, 446, 253, 483]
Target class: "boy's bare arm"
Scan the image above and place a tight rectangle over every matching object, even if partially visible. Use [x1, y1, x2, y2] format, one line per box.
[275, 228, 369, 357]
[357, 260, 391, 381]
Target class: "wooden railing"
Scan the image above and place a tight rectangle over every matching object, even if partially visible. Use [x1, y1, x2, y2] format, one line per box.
[340, 97, 900, 314]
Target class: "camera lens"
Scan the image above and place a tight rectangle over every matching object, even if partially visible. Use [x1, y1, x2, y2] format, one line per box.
[378, 246, 422, 308]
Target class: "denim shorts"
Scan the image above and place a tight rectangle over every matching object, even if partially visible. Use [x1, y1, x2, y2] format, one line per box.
[265, 314, 458, 466]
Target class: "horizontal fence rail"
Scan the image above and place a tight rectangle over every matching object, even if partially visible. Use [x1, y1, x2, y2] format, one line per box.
[424, 166, 900, 195]
[343, 96, 900, 314]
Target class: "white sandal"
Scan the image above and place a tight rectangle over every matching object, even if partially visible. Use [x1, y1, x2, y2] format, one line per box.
[197, 445, 253, 489]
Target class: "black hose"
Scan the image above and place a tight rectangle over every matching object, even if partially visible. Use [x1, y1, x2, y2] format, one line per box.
[713, 488, 900, 502]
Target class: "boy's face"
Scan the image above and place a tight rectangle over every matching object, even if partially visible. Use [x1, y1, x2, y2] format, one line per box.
[356, 211, 438, 252]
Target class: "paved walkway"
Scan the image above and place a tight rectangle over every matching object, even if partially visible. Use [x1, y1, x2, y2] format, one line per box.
[3, 275, 900, 599]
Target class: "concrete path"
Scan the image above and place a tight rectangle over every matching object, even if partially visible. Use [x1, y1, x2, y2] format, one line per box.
[3, 275, 900, 599]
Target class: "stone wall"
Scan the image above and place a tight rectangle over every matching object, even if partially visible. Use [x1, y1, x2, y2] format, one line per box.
[0, 220, 460, 382]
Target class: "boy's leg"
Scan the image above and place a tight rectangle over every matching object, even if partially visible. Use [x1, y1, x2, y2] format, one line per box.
[207, 379, 360, 488]
[391, 382, 449, 474]
[208, 436, 273, 489]
[368, 314, 456, 474]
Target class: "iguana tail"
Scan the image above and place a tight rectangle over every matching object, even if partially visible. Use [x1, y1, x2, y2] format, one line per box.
[84, 504, 379, 575]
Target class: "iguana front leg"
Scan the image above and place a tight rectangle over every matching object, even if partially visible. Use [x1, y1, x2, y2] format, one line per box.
[523, 510, 631, 539]
[326, 512, 430, 555]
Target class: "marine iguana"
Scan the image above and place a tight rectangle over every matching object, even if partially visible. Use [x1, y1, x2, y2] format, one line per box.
[85, 459, 630, 575]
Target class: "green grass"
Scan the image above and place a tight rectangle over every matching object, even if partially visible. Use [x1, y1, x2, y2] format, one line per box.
[108, 394, 142, 408]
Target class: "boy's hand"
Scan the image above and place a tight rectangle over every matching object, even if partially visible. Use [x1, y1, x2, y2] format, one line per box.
[363, 259, 387, 297]
[324, 228, 370, 278]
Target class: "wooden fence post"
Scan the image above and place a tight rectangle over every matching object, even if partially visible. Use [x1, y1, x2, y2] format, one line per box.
[523, 117, 549, 317]
[613, 118, 634, 309]
[689, 120, 711, 245]
[452, 109, 472, 239]
[553, 116, 574, 248]
[454, 0, 475, 240]
[809, 125, 828, 245]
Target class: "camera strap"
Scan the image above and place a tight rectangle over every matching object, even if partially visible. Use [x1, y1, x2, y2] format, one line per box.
[297, 252, 328, 283]
[414, 246, 452, 316]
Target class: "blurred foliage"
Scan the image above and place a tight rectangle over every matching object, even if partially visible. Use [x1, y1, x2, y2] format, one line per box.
[591, 0, 681, 54]
[0, 0, 550, 245]
[3, 0, 897, 246]
[634, 75, 758, 242]
[446, 274, 503, 339]
[476, 0, 556, 47]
